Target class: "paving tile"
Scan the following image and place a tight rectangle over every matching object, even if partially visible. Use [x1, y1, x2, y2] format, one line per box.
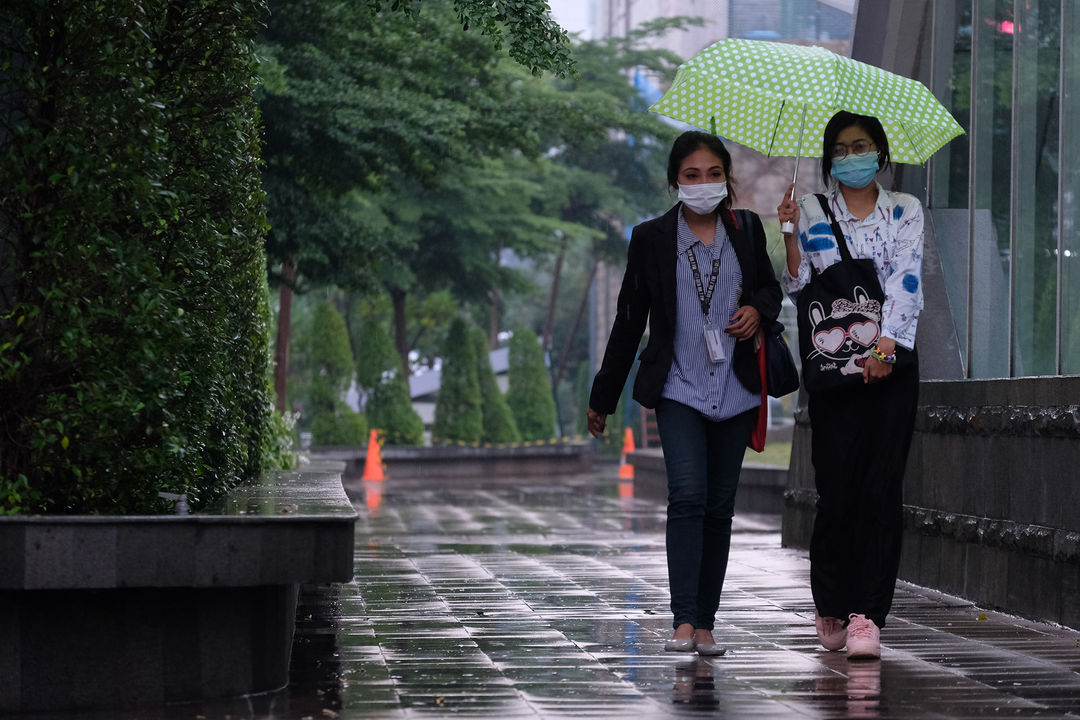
[37, 472, 1080, 720]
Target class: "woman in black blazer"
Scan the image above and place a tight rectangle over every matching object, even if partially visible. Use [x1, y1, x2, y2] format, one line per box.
[587, 132, 782, 655]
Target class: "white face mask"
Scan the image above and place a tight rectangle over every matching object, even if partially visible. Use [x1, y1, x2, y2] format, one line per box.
[678, 182, 728, 215]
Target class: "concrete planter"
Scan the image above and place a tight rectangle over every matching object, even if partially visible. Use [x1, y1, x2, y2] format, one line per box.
[0, 463, 356, 713]
[627, 448, 788, 514]
[316, 439, 595, 484]
[782, 377, 1080, 629]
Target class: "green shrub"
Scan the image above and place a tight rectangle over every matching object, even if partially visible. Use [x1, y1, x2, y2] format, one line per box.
[471, 327, 520, 444]
[353, 318, 423, 445]
[506, 327, 557, 441]
[367, 374, 425, 446]
[432, 317, 483, 443]
[305, 300, 362, 439]
[355, 318, 402, 389]
[311, 403, 369, 447]
[0, 1, 275, 513]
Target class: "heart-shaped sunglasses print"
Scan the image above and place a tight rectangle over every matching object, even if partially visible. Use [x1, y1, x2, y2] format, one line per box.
[813, 321, 880, 354]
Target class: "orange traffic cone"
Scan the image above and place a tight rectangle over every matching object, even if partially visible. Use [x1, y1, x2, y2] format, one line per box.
[618, 427, 635, 480]
[361, 429, 385, 481]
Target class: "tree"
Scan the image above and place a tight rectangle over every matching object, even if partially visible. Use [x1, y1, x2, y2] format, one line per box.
[431, 318, 483, 443]
[533, 20, 695, 373]
[375, 154, 580, 374]
[257, 0, 567, 402]
[506, 327, 557, 441]
[366, 0, 573, 77]
[471, 327, 520, 444]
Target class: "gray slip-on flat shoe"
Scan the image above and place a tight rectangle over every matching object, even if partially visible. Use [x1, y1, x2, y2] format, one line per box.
[695, 643, 726, 656]
[664, 637, 697, 652]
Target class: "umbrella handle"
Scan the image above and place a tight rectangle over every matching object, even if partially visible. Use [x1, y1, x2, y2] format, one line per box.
[780, 154, 800, 234]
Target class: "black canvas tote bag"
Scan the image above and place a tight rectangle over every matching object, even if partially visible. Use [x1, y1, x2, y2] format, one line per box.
[796, 194, 907, 393]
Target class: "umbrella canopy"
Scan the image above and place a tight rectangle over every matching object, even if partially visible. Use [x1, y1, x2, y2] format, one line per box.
[650, 38, 964, 165]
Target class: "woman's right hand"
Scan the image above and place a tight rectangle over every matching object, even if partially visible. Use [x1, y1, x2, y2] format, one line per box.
[586, 408, 607, 438]
[777, 183, 800, 236]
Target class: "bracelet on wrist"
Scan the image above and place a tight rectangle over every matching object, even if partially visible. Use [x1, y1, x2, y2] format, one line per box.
[871, 346, 896, 364]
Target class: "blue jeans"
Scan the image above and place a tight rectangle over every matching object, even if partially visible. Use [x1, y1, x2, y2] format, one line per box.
[655, 399, 755, 630]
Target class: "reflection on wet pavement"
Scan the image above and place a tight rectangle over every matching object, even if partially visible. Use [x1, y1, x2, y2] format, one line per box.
[28, 473, 1080, 719]
[297, 475, 1080, 719]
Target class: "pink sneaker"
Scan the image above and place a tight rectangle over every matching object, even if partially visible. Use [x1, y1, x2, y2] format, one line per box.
[846, 614, 881, 659]
[815, 611, 847, 651]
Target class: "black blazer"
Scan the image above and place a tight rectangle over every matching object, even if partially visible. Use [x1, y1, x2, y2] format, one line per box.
[589, 203, 783, 414]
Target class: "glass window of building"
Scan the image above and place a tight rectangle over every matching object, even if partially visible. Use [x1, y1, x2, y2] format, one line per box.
[926, 0, 1077, 377]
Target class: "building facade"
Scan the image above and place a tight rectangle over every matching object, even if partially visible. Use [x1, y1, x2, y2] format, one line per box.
[784, 0, 1080, 629]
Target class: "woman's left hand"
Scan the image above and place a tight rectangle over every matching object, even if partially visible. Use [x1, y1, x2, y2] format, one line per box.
[863, 337, 896, 383]
[725, 305, 760, 340]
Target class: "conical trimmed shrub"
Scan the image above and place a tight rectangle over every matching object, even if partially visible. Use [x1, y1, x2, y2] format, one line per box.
[506, 327, 557, 441]
[471, 327, 520, 444]
[356, 319, 423, 445]
[432, 317, 483, 443]
[367, 372, 425, 446]
[308, 300, 366, 446]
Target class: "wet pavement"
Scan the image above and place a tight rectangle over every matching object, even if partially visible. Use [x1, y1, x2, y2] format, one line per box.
[29, 471, 1080, 719]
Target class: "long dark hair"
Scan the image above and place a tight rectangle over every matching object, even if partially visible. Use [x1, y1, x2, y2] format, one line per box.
[820, 111, 891, 186]
[666, 131, 737, 213]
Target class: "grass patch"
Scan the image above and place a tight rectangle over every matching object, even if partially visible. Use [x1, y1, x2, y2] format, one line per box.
[746, 440, 791, 468]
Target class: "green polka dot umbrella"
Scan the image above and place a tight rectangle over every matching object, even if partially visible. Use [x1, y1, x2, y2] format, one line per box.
[650, 38, 965, 165]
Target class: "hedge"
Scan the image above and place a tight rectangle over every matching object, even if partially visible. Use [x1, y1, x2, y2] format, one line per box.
[0, 1, 280, 513]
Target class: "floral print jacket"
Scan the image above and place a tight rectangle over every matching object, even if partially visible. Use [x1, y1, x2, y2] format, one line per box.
[780, 182, 924, 350]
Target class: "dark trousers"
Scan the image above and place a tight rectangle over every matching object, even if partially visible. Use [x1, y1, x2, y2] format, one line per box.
[655, 399, 755, 630]
[807, 360, 919, 628]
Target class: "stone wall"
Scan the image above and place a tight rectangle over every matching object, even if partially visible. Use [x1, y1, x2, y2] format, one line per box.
[783, 377, 1080, 629]
[0, 464, 356, 713]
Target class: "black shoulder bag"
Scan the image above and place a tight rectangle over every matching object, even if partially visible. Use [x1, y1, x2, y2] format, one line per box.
[734, 209, 799, 398]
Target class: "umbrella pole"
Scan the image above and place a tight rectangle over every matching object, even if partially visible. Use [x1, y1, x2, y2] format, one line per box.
[781, 105, 808, 235]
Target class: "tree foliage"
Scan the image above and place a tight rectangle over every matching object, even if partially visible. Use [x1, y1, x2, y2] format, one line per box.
[432, 318, 483, 443]
[0, 0, 281, 514]
[364, 0, 574, 77]
[506, 328, 557, 441]
[471, 327, 520, 444]
[258, 0, 553, 292]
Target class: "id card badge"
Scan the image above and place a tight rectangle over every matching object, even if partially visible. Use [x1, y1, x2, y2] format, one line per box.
[704, 322, 726, 363]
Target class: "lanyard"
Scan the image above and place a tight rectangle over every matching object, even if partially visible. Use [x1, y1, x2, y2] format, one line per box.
[685, 246, 721, 318]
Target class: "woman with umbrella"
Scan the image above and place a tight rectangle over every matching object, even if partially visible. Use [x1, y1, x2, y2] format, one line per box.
[588, 131, 782, 655]
[777, 111, 924, 659]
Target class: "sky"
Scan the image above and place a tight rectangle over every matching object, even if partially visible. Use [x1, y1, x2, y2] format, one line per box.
[547, 0, 592, 38]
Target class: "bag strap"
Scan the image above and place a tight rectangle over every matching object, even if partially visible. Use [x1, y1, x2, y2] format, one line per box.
[735, 208, 783, 337]
[734, 208, 753, 249]
[814, 193, 854, 263]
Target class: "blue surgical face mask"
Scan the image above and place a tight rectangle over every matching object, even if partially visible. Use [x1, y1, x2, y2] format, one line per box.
[830, 152, 879, 189]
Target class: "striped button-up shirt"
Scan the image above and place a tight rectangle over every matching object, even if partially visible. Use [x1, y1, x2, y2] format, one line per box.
[661, 210, 760, 421]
